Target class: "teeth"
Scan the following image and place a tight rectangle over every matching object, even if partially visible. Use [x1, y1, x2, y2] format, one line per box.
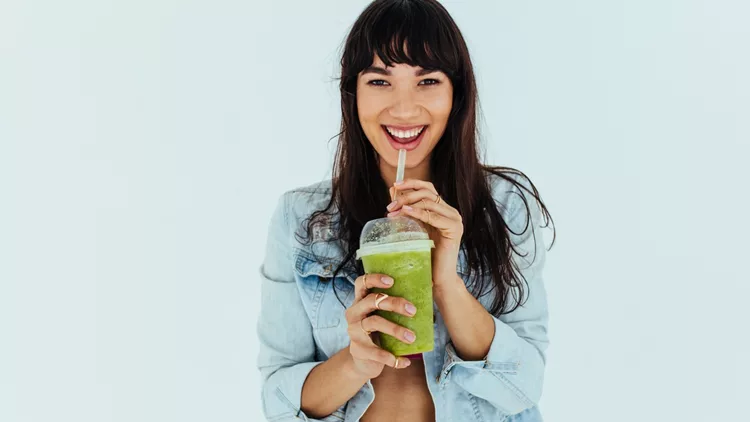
[386, 126, 425, 139]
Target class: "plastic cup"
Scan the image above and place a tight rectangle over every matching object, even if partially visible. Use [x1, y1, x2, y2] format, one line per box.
[356, 216, 435, 356]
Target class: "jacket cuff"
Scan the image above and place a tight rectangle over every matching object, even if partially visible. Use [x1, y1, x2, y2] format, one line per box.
[438, 316, 537, 415]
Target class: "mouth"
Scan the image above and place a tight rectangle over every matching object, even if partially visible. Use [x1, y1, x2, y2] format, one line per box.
[381, 124, 428, 151]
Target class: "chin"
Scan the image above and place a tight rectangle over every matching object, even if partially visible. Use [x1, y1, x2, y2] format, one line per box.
[386, 145, 430, 169]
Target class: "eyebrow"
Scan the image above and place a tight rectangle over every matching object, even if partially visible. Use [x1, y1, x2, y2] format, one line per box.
[361, 66, 439, 77]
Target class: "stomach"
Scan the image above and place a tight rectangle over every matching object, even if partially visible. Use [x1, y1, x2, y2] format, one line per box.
[361, 359, 435, 422]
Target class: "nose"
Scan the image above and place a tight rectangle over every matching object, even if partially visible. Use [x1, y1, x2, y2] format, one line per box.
[388, 88, 420, 120]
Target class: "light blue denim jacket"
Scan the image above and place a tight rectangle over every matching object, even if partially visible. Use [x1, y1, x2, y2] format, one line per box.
[257, 173, 550, 422]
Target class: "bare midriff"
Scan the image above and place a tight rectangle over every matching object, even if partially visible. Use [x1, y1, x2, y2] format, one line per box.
[360, 359, 435, 422]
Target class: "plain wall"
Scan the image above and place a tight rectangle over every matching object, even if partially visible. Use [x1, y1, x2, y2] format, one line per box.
[1, 1, 748, 421]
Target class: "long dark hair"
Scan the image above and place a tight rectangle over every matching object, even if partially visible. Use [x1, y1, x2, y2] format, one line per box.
[300, 0, 555, 317]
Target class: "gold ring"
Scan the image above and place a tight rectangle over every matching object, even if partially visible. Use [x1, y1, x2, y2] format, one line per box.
[394, 356, 400, 369]
[374, 293, 389, 310]
[360, 318, 372, 336]
[363, 274, 369, 289]
[435, 194, 441, 204]
[426, 209, 431, 225]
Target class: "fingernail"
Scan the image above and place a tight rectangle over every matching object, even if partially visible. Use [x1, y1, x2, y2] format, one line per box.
[405, 303, 417, 315]
[403, 359, 411, 367]
[394, 180, 404, 186]
[387, 211, 400, 217]
[403, 205, 413, 211]
[387, 201, 397, 211]
[404, 331, 416, 342]
[382, 276, 393, 286]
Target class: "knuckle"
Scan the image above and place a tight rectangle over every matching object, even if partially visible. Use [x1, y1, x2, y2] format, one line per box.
[370, 315, 386, 325]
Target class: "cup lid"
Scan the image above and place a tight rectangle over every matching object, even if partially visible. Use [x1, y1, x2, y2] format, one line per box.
[355, 216, 434, 259]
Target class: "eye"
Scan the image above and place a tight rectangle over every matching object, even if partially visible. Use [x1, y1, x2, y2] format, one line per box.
[367, 79, 390, 86]
[419, 78, 440, 86]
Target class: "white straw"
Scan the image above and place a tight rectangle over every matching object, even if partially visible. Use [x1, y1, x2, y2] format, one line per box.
[396, 149, 406, 184]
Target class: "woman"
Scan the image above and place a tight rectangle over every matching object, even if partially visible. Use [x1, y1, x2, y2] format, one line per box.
[257, 1, 554, 421]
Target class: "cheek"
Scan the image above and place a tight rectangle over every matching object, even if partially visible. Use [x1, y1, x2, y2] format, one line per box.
[356, 83, 386, 122]
[357, 96, 379, 123]
[427, 94, 453, 123]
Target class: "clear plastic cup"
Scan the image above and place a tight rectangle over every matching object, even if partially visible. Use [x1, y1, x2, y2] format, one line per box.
[356, 216, 435, 356]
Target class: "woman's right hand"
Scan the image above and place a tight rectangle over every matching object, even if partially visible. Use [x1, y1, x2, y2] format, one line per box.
[345, 273, 418, 379]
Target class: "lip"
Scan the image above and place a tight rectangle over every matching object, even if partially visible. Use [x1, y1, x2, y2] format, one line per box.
[382, 125, 428, 152]
[383, 124, 427, 131]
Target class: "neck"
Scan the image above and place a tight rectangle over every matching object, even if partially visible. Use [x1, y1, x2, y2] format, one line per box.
[379, 155, 432, 188]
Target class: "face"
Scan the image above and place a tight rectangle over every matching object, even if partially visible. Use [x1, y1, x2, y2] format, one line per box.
[356, 56, 453, 173]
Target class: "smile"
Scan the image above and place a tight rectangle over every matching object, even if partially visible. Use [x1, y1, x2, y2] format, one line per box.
[381, 125, 428, 151]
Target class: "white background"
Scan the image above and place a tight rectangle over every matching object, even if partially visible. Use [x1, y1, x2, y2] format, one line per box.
[2, 1, 749, 421]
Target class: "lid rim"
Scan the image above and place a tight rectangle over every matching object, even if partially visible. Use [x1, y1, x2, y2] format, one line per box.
[355, 239, 435, 259]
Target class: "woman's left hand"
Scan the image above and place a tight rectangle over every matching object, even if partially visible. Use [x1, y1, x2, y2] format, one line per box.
[387, 179, 463, 289]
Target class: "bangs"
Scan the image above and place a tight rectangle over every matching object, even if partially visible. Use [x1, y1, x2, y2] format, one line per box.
[344, 0, 462, 78]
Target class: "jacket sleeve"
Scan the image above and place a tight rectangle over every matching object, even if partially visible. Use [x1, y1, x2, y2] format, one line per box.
[256, 193, 332, 421]
[439, 183, 550, 415]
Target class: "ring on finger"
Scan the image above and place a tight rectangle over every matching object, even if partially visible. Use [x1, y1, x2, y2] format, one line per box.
[426, 209, 432, 225]
[435, 194, 442, 204]
[363, 274, 369, 289]
[374, 293, 389, 310]
[360, 318, 372, 336]
[394, 356, 400, 369]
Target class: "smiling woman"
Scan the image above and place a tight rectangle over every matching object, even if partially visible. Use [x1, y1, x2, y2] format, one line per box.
[257, 1, 555, 421]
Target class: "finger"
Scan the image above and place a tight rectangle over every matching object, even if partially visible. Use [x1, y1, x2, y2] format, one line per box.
[345, 292, 417, 324]
[361, 315, 417, 344]
[350, 343, 411, 369]
[398, 203, 462, 237]
[352, 273, 394, 303]
[347, 318, 376, 344]
[387, 189, 455, 216]
[390, 186, 416, 205]
[389, 199, 461, 227]
[393, 179, 438, 196]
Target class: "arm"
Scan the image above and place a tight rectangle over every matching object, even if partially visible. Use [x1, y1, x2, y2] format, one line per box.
[434, 189, 550, 415]
[300, 347, 370, 418]
[257, 194, 367, 420]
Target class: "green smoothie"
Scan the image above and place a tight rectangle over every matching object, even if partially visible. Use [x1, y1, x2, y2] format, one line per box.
[362, 249, 434, 356]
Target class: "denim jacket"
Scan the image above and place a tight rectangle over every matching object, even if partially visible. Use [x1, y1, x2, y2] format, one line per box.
[257, 173, 550, 422]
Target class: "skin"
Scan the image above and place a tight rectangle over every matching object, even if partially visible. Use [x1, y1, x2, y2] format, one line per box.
[300, 57, 497, 420]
